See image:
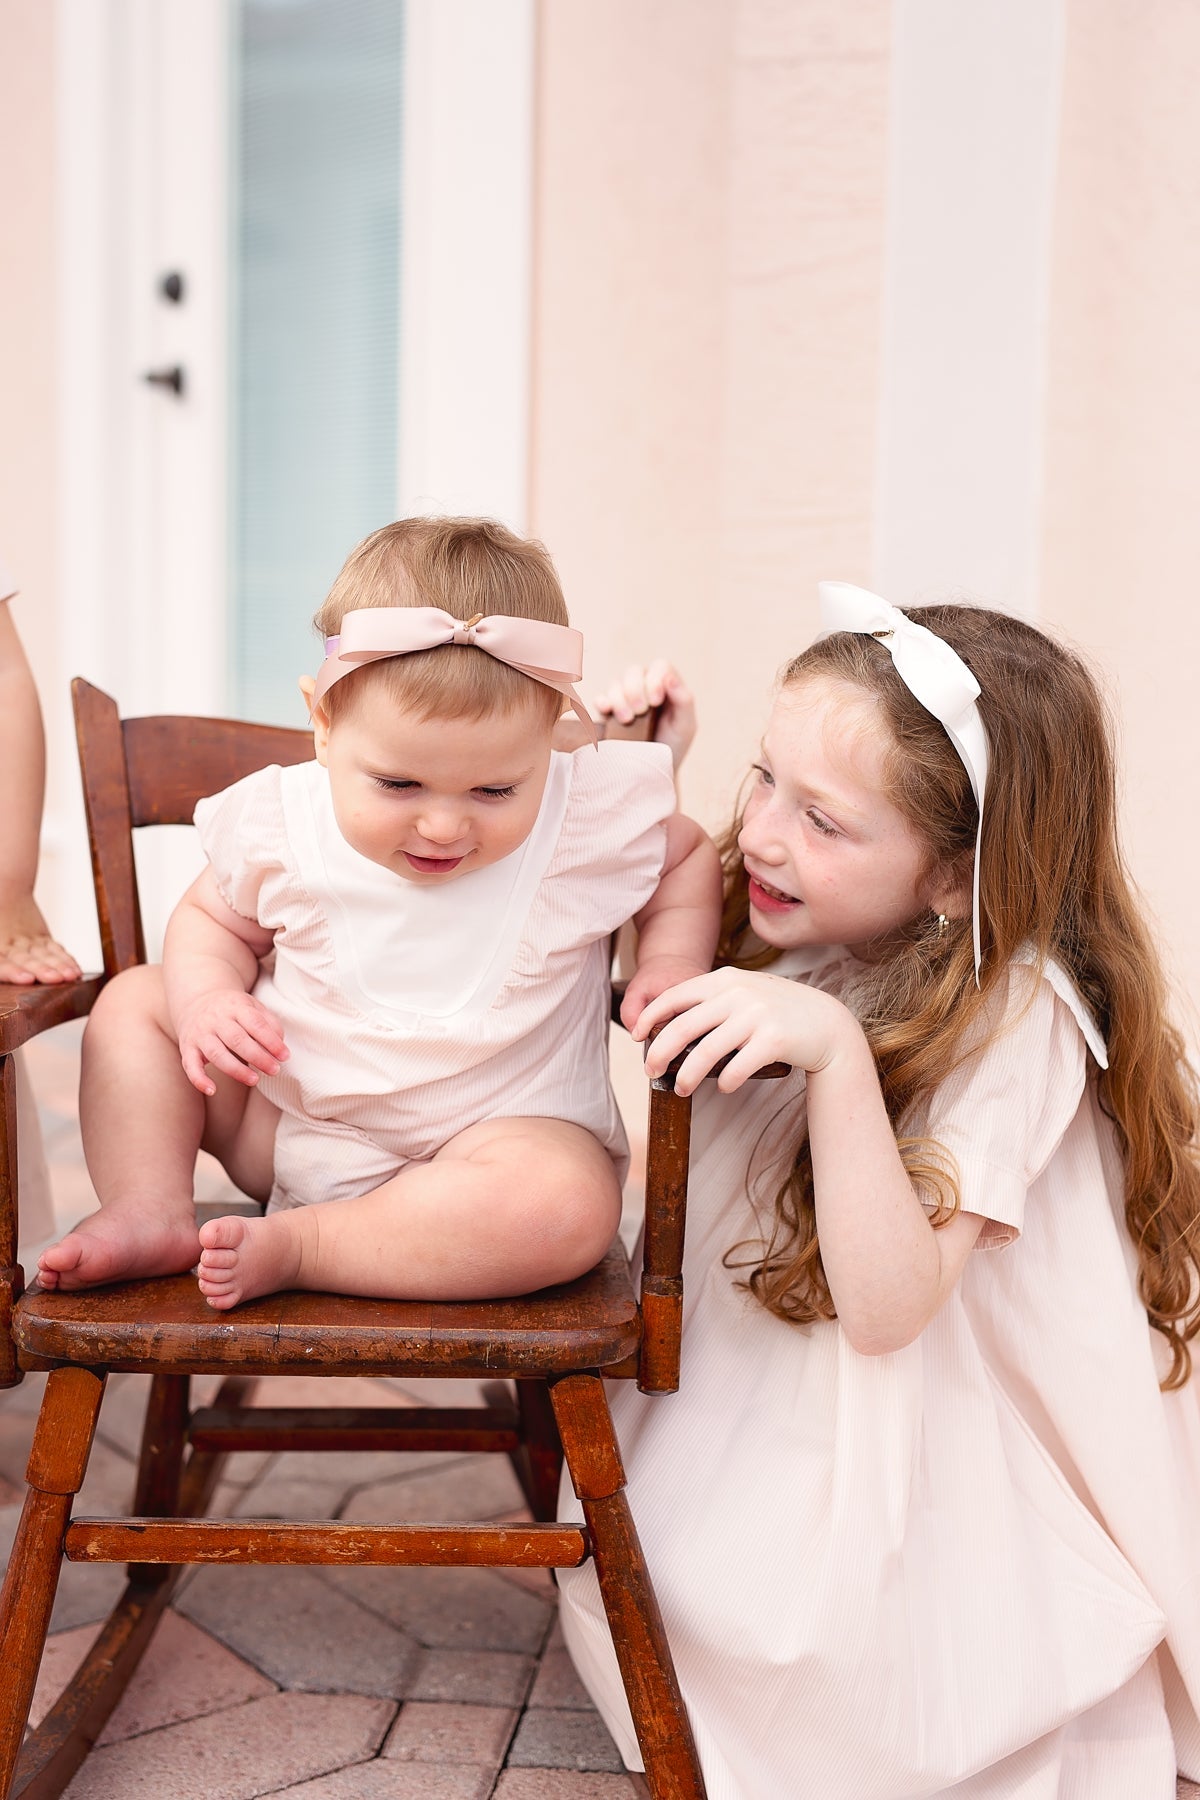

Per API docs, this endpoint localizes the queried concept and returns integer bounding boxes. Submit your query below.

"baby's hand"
[0,898,82,985]
[633,967,856,1097]
[619,955,711,1032]
[595,662,697,770]
[176,991,289,1096]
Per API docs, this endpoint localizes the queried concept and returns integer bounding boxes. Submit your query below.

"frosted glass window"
[231,0,403,725]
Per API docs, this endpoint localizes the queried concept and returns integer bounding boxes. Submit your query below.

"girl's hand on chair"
[634,968,856,1097]
[620,954,712,1032]
[595,662,697,770]
[176,991,289,1096]
[0,896,81,985]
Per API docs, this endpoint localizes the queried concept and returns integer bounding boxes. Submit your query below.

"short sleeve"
[914,963,1088,1249]
[544,740,675,944]
[193,764,292,925]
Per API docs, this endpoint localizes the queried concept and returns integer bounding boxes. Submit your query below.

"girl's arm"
[163,867,287,1097]
[635,968,984,1354]
[618,815,722,1028]
[0,604,81,984]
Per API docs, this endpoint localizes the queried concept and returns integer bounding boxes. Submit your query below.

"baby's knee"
[498,1123,623,1273]
[85,963,170,1045]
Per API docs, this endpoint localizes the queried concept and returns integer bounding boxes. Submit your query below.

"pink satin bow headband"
[311,606,597,742]
[818,581,990,983]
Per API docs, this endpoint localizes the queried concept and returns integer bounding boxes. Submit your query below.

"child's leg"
[196,1116,622,1309]
[38,965,276,1290]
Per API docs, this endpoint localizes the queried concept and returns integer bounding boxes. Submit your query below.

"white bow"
[818,582,989,982]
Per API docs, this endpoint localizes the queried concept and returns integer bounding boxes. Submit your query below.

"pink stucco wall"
[1042,0,1200,1023]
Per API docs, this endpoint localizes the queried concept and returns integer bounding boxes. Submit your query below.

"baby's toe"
[198,1246,238,1273]
[198,1216,248,1254]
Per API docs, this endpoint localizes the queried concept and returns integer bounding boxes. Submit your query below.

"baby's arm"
[0,603,81,984]
[163,867,287,1097]
[619,814,722,1028]
[635,969,984,1352]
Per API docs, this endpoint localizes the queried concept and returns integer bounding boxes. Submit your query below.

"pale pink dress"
[558,946,1200,1798]
[194,742,674,1209]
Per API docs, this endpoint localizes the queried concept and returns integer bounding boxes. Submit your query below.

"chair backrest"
[73,680,315,976]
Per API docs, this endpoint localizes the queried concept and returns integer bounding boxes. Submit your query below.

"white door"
[53,0,534,961]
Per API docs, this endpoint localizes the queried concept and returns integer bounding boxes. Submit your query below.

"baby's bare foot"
[38,1204,200,1291]
[197,1214,304,1311]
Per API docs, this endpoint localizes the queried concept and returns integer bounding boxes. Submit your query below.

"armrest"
[0,973,106,1387]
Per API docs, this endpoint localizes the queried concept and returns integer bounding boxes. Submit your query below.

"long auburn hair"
[724,604,1200,1387]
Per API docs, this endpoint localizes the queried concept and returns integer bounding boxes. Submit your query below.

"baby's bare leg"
[38,965,274,1290]
[196,1117,622,1310]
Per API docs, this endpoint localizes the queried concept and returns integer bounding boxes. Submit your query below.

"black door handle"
[142,365,185,397]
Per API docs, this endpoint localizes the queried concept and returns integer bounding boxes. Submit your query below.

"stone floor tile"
[507,1709,625,1773]
[265,1764,493,1799]
[232,1474,352,1521]
[60,1691,394,1800]
[341,1453,524,1525]
[0,1471,21,1506]
[493,1774,642,1799]
[49,1561,128,1634]
[247,1374,422,1408]
[409,1648,536,1708]
[389,1376,490,1408]
[325,1564,552,1652]
[267,1443,459,1492]
[177,1562,421,1697]
[527,1645,596,1711]
[31,1609,276,1743]
[382,1699,517,1765]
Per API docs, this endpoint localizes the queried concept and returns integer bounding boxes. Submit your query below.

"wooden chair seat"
[13,1245,641,1377]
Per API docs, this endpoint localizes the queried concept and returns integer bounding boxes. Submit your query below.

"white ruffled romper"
[193,740,675,1209]
[558,946,1200,1798]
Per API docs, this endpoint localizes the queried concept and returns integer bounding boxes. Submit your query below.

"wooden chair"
[0,680,709,1800]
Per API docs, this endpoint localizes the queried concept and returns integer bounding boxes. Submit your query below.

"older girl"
[559,586,1200,1798]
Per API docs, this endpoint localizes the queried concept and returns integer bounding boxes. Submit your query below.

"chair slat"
[65,1519,590,1568]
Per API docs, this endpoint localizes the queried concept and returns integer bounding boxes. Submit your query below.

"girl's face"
[738,676,942,957]
[313,681,555,881]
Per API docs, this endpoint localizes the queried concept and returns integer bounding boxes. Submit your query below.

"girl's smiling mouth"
[746,870,800,911]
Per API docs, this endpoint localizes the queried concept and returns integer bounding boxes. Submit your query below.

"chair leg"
[552,1373,706,1800]
[0,1367,105,1800]
[127,1375,190,1585]
[514,1379,563,1522]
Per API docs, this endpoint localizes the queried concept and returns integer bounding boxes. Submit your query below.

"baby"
[39,517,720,1306]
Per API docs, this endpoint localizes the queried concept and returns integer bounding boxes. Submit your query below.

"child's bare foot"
[37,1203,201,1291]
[197,1214,304,1310]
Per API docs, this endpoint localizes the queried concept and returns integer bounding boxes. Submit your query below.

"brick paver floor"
[7,1022,1200,1799]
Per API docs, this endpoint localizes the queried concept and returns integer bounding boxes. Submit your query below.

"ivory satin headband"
[311,606,597,743]
[818,582,990,981]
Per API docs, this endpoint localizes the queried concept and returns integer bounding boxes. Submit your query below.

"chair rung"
[64,1518,590,1568]
[187,1403,521,1455]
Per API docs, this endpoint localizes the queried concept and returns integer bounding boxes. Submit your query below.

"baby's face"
[314,684,556,882]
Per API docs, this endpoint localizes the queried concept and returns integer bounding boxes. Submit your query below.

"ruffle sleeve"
[193,763,294,926]
[914,961,1090,1248]
[541,739,676,945]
